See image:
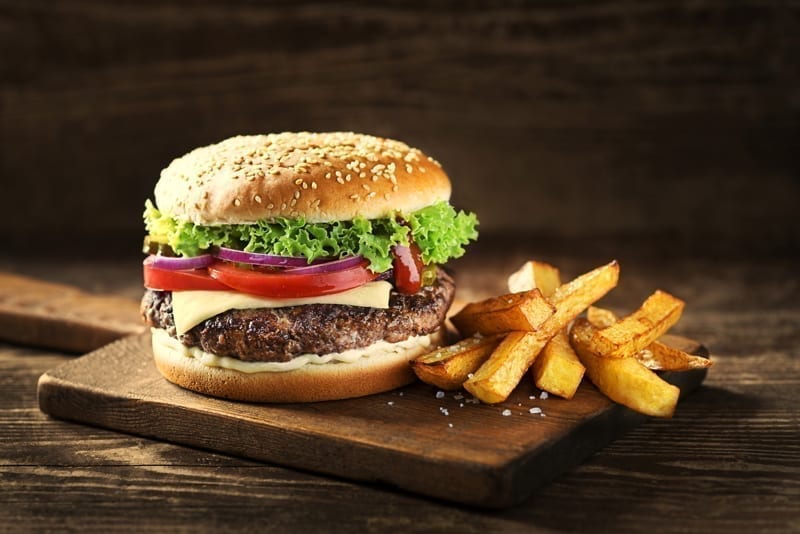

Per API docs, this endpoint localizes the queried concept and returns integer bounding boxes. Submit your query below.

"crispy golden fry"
[587,306,712,371]
[586,306,617,328]
[464,261,620,404]
[507,261,561,297]
[570,318,679,417]
[507,260,585,397]
[531,329,585,399]
[462,331,544,404]
[637,343,713,371]
[450,289,555,337]
[589,290,685,359]
[411,335,504,390]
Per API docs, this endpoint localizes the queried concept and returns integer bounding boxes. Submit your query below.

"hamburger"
[140,132,478,402]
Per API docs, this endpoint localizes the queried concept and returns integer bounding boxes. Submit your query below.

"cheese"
[152,327,433,373]
[171,281,392,335]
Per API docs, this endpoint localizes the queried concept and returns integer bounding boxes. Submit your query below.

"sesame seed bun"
[154,132,452,225]
[151,327,445,402]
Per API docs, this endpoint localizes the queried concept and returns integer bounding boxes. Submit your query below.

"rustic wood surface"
[36,331,706,508]
[1,249,798,531]
[0,272,145,353]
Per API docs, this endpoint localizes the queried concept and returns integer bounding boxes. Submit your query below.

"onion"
[147,254,214,270]
[215,247,316,267]
[285,255,365,275]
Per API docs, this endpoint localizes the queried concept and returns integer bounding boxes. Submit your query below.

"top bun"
[154,132,452,224]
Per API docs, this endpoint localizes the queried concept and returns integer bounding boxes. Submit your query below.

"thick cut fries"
[507,261,561,296]
[450,289,554,337]
[570,318,679,417]
[531,328,585,399]
[464,261,620,404]
[462,331,543,404]
[411,335,503,390]
[587,306,711,371]
[509,262,586,398]
[589,290,684,359]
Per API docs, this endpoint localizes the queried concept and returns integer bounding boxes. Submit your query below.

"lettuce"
[144,200,478,273]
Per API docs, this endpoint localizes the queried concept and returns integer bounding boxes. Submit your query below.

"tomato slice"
[207,259,379,298]
[392,243,423,294]
[143,257,230,291]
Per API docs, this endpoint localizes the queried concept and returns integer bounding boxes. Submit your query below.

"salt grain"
[387,401,395,406]
[501,409,512,417]
[529,407,542,414]
[435,390,445,399]
[540,391,549,400]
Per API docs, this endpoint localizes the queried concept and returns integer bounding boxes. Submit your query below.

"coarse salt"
[435,390,445,399]
[502,409,512,417]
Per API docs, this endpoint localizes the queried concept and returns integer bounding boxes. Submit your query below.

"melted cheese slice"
[171,281,392,335]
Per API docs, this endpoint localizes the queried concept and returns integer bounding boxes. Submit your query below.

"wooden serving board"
[38,333,707,508]
[0,272,145,353]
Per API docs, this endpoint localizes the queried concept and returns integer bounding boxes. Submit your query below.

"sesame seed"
[294,178,303,185]
[383,193,390,200]
[405,164,413,173]
[233,198,241,206]
[325,172,332,179]
[392,185,399,192]
[345,174,352,181]
[290,198,297,206]
[349,194,359,200]
[254,195,262,203]
[336,177,345,184]
[267,203,274,209]
[302,182,308,189]
[311,181,317,189]
[367,192,376,198]
[294,191,300,199]
[420,167,426,173]
[361,184,370,191]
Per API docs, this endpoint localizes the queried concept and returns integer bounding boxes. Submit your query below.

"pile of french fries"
[412,260,712,417]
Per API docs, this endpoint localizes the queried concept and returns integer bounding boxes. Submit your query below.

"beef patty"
[141,268,455,362]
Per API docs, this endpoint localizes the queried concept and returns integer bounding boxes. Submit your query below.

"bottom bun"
[151,328,445,403]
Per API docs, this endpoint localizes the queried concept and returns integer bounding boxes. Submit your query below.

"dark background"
[2,1,798,258]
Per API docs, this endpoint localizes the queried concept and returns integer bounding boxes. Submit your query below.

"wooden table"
[2,246,798,532]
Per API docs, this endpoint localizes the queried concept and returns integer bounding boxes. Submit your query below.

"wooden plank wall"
[1,1,798,256]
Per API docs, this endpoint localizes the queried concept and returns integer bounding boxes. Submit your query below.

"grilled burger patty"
[141,268,455,362]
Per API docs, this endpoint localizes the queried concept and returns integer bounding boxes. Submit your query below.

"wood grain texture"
[0,272,145,353]
[36,332,706,508]
[2,253,799,530]
[2,1,798,256]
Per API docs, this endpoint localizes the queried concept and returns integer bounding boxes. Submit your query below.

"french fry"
[589,290,685,359]
[513,262,586,398]
[532,329,585,399]
[450,289,555,337]
[587,306,712,371]
[570,318,679,417]
[507,260,561,297]
[586,305,617,328]
[637,343,713,371]
[462,331,543,404]
[411,335,503,390]
[464,261,620,404]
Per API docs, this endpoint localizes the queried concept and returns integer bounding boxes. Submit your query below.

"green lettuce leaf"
[144,200,478,273]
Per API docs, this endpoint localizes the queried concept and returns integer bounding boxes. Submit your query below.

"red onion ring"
[285,255,365,275]
[215,247,317,267]
[147,254,214,270]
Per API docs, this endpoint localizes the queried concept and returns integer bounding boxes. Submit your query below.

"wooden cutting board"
[38,332,707,508]
[0,272,145,353]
